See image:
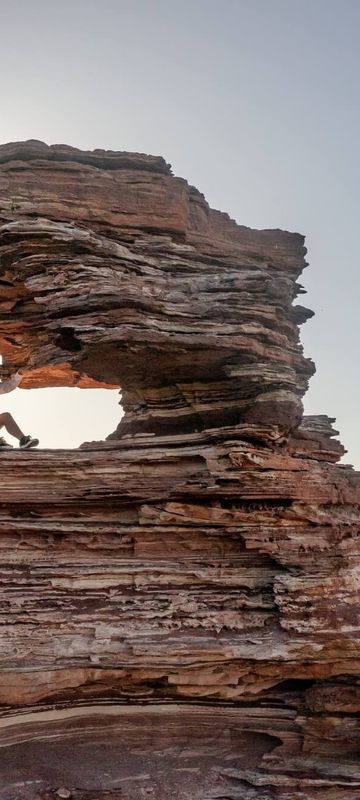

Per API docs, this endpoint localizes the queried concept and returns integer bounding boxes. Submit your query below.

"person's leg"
[0,412,25,441]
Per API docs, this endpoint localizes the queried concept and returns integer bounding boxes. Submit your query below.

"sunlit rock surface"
[0,141,359,799]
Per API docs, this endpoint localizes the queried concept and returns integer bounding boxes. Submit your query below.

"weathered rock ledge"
[0,141,359,799]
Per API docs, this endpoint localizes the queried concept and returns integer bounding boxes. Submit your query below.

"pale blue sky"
[1,0,359,460]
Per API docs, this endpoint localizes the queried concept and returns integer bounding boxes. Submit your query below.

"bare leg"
[0,412,25,441]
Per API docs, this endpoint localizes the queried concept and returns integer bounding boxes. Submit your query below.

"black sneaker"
[19,435,39,449]
[0,437,13,450]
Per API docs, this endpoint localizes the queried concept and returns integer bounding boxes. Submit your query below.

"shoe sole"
[19,439,39,449]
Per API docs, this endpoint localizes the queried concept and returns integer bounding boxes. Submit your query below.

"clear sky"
[0,0,359,460]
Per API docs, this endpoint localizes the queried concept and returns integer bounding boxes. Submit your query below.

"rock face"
[0,141,359,799]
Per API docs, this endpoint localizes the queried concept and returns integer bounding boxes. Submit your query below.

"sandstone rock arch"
[0,139,314,438]
[0,141,358,800]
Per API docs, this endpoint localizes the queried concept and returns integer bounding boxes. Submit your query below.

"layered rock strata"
[0,141,358,799]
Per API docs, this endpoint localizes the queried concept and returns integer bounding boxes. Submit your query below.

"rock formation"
[0,140,358,799]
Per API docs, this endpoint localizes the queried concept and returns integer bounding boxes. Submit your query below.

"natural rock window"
[6,384,122,448]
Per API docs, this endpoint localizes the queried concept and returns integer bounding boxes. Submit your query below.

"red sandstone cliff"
[0,141,358,799]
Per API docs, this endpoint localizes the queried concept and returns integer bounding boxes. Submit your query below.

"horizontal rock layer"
[0,141,358,799]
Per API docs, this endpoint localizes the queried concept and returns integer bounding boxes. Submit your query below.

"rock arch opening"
[5,383,123,450]
[0,357,122,450]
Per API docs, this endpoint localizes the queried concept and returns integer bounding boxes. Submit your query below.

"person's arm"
[0,372,22,395]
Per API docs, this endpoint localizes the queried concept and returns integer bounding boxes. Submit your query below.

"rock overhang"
[0,139,313,437]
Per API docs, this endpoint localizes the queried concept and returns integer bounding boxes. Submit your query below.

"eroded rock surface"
[0,141,359,799]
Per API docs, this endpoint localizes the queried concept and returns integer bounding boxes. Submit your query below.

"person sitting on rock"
[0,371,39,449]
